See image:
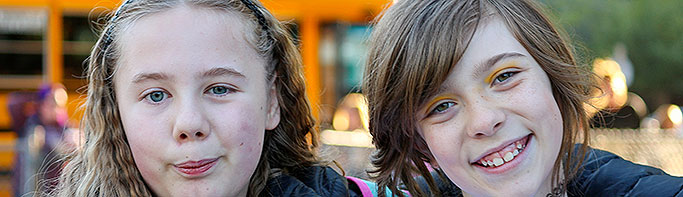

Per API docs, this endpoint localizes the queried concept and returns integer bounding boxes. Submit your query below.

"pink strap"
[346,176,373,197]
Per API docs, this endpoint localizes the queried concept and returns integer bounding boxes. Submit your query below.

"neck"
[535,164,566,197]
[461,166,567,196]
[535,180,566,197]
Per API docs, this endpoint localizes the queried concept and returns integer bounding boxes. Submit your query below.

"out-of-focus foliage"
[542,0,683,109]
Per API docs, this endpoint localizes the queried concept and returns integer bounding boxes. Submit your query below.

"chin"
[465,186,536,197]
[155,180,247,197]
[462,175,546,197]
[168,187,240,197]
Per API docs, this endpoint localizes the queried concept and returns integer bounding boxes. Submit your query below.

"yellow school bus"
[0,0,391,195]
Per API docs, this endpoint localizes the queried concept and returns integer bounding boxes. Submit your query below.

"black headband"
[240,0,271,36]
[101,0,271,51]
[102,0,133,50]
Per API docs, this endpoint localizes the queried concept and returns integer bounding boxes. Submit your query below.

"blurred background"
[0,0,680,196]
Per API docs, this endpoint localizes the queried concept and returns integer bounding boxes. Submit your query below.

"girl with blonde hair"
[363,0,683,196]
[52,0,376,196]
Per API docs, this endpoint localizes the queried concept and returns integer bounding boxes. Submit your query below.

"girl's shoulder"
[569,145,683,196]
[265,165,398,197]
[346,176,399,197]
[265,166,348,196]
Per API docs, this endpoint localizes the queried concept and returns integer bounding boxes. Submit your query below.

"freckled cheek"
[133,155,161,183]
[225,120,263,176]
[126,131,166,184]
[524,89,564,149]
[432,149,460,168]
[123,116,169,149]
[513,84,559,121]
[237,122,265,154]
[119,110,170,178]
[422,125,462,166]
[540,92,563,126]
[214,107,266,154]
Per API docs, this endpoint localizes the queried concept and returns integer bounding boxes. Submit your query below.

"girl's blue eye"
[207,85,235,96]
[147,91,167,103]
[210,86,228,95]
[432,102,455,114]
[494,71,517,84]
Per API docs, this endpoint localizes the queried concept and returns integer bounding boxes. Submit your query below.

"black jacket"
[568,146,683,196]
[265,166,365,197]
[417,145,683,196]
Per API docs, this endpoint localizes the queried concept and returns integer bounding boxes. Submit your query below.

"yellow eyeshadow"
[424,95,456,113]
[484,63,518,83]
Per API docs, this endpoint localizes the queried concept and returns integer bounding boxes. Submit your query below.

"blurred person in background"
[8,91,36,197]
[10,83,74,197]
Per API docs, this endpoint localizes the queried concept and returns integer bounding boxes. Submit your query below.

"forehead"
[114,5,265,80]
[455,17,531,71]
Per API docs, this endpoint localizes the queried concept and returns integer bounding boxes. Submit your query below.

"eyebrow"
[131,72,172,84]
[131,67,246,84]
[472,52,526,80]
[201,67,246,79]
[433,52,526,95]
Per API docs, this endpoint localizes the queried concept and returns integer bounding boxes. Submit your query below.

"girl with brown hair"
[363,0,682,196]
[51,0,375,196]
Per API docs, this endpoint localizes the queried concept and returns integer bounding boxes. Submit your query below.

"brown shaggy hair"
[363,0,596,196]
[53,0,319,196]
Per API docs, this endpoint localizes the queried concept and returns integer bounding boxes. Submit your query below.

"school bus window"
[63,15,96,90]
[0,8,46,76]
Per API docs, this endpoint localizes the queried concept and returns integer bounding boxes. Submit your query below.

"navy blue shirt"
[416,145,683,196]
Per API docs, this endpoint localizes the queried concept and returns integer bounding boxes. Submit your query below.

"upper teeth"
[503,152,514,162]
[492,158,504,166]
[479,140,525,168]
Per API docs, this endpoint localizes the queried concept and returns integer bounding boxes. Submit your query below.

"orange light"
[54,86,68,107]
[592,58,629,110]
[331,93,369,131]
[333,109,350,131]
[668,105,682,126]
[610,72,628,107]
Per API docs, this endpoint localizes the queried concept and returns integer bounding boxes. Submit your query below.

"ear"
[265,83,281,130]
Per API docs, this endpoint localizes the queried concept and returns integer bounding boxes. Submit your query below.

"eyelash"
[428,101,456,116]
[140,84,238,104]
[492,70,520,85]
[204,84,238,97]
[423,70,520,118]
[142,89,171,104]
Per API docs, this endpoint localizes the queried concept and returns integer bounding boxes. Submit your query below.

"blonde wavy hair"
[54,0,319,196]
[363,0,597,196]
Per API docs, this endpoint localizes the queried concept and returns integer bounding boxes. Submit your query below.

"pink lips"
[472,134,532,174]
[173,158,219,177]
[471,134,531,164]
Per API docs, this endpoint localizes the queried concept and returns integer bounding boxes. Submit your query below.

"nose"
[176,129,208,141]
[465,100,505,138]
[173,97,210,142]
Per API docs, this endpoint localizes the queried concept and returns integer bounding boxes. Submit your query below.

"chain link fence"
[323,128,683,179]
[589,128,683,176]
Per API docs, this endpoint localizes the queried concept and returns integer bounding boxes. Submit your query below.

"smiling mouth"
[473,134,531,168]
